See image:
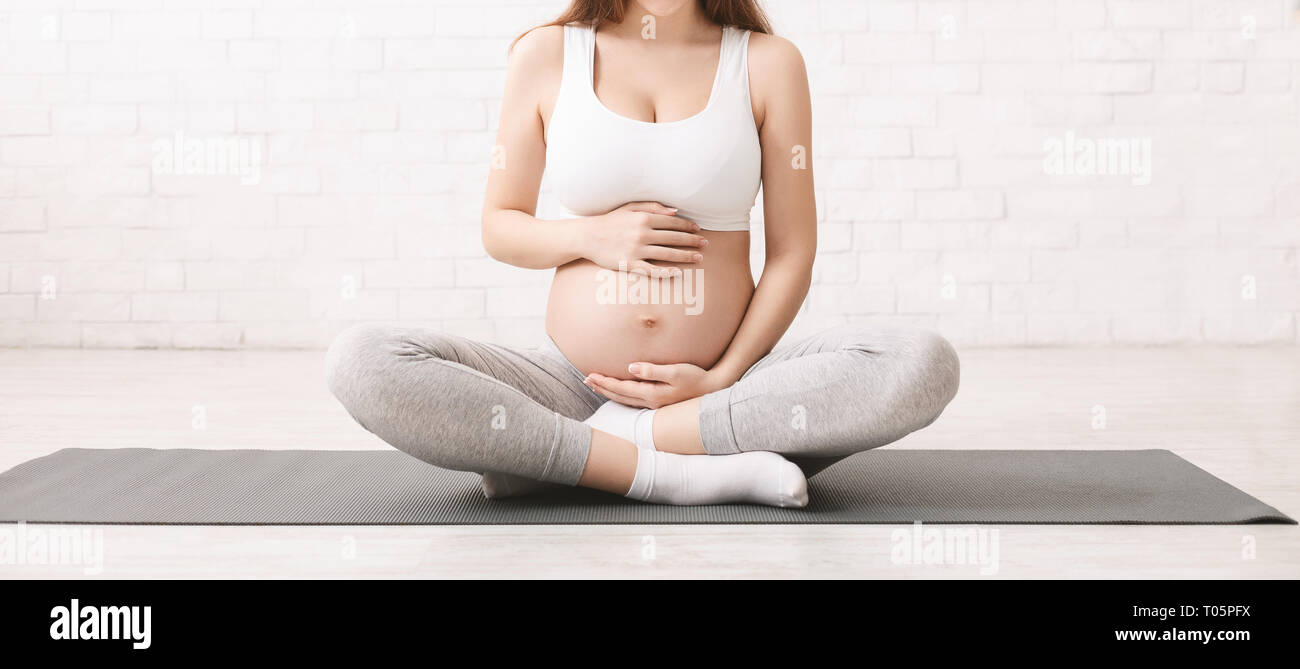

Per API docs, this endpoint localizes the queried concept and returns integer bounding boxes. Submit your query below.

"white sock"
[624,449,808,508]
[584,401,657,450]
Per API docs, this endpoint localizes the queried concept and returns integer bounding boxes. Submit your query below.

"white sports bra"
[545,23,761,232]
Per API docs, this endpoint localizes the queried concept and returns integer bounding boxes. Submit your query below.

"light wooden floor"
[0,346,1296,579]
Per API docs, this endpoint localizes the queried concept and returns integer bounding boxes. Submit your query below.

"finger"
[625,202,678,216]
[585,376,654,408]
[643,246,703,263]
[643,214,700,232]
[646,230,707,248]
[630,261,681,279]
[627,362,676,383]
[589,384,648,409]
[587,373,662,399]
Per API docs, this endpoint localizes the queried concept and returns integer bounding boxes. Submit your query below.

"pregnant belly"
[546,231,755,379]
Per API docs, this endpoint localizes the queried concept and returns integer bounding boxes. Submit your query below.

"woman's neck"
[605,0,717,44]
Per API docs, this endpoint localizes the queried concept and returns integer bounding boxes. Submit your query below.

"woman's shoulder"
[510,24,566,73]
[744,32,809,123]
[513,24,565,57]
[503,25,567,115]
[745,31,806,75]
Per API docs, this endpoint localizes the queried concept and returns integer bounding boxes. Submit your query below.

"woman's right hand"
[580,202,708,278]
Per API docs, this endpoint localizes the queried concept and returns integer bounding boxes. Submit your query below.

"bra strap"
[717,26,752,90]
[562,24,595,91]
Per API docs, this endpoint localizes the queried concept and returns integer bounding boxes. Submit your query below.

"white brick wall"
[1,0,1297,349]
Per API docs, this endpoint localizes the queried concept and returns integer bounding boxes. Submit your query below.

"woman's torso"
[542,23,761,378]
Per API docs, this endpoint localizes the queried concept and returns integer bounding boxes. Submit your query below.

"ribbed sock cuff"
[625,448,656,500]
[633,409,657,450]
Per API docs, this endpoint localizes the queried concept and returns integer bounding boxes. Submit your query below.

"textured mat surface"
[0,448,1292,525]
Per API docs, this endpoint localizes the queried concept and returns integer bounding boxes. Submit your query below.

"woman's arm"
[708,33,817,387]
[481,27,585,269]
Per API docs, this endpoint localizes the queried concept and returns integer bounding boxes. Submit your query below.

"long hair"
[514,0,773,48]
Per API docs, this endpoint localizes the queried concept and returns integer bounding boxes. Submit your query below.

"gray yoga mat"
[0,448,1292,525]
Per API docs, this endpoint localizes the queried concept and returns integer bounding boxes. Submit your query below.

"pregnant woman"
[325,0,960,507]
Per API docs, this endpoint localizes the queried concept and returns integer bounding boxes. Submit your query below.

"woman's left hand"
[584,362,730,409]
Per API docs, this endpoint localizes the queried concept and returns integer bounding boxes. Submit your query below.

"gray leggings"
[324,324,960,486]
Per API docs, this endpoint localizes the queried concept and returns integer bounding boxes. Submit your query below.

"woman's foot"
[626,450,808,508]
[485,451,810,508]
